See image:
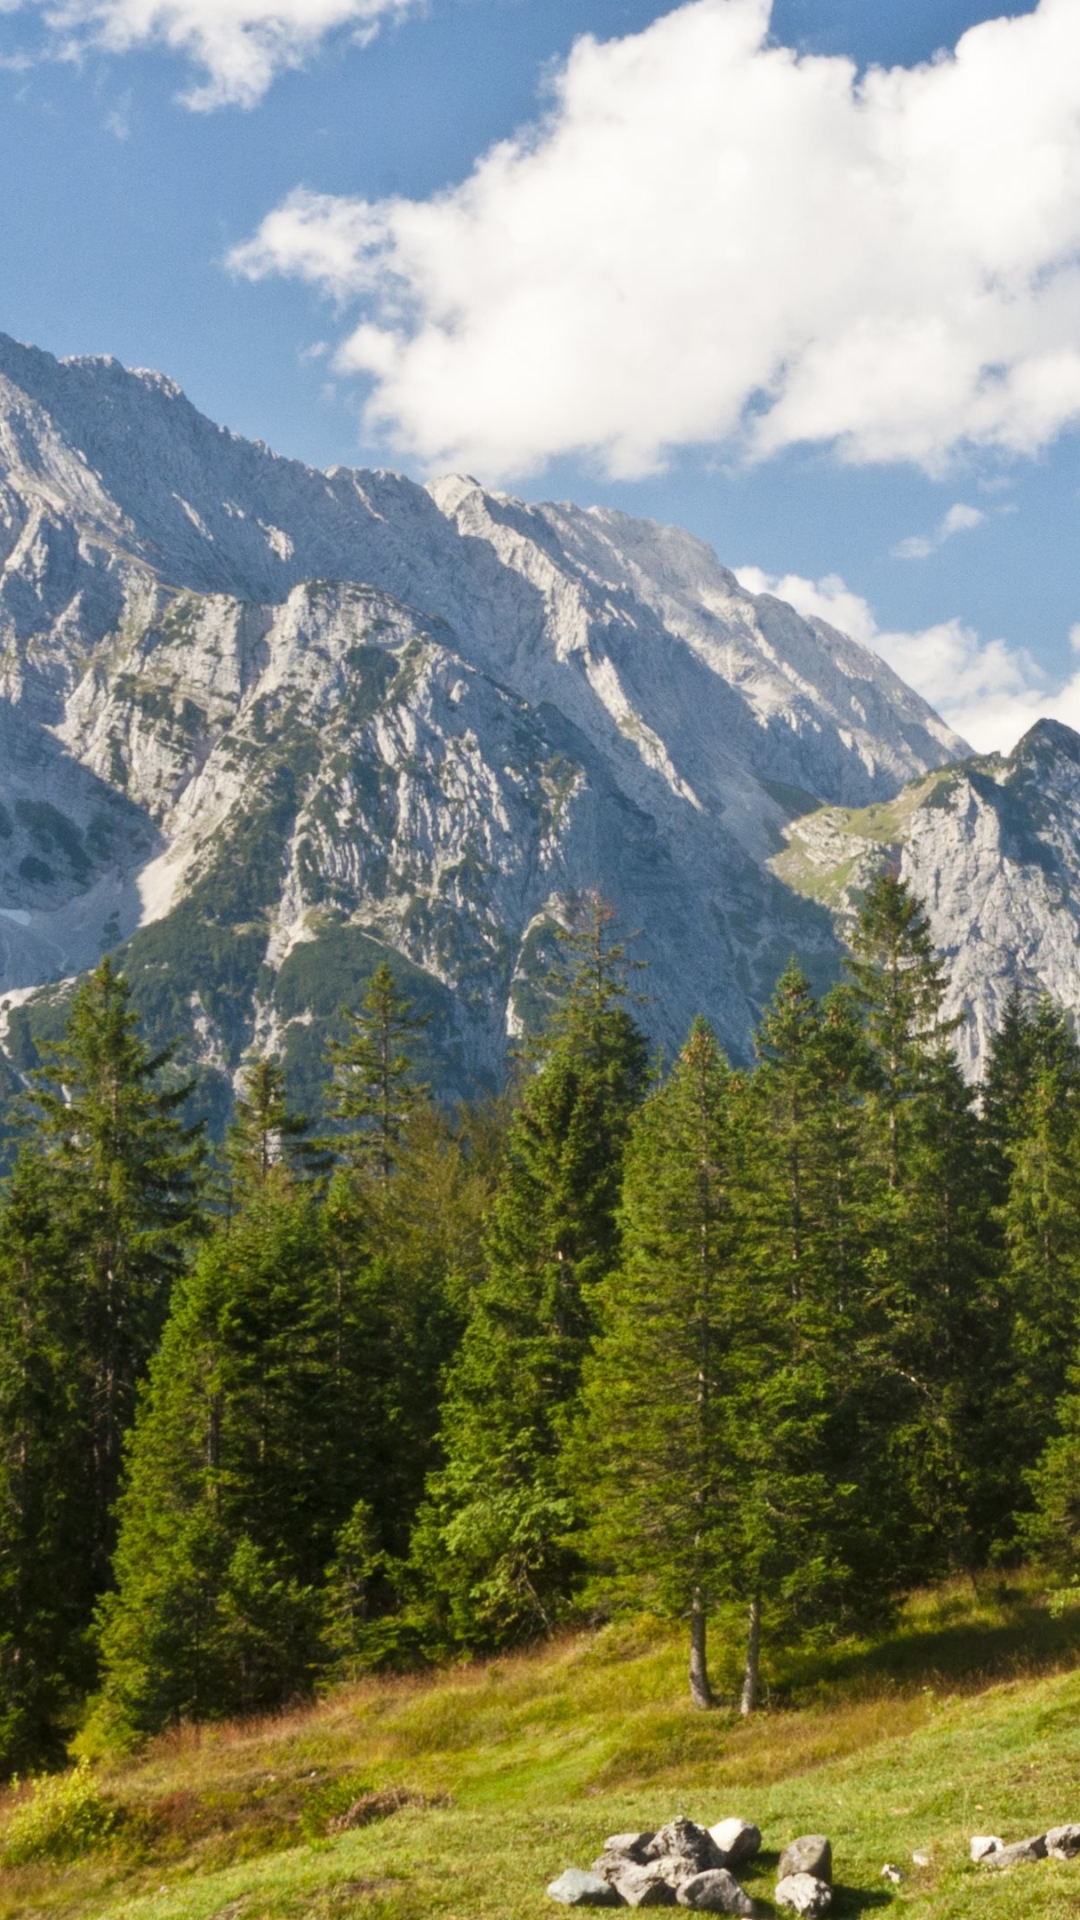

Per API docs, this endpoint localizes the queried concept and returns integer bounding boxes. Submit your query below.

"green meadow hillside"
[6,1576,1080,1920]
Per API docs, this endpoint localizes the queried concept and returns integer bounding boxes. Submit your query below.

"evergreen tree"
[0,962,204,1770]
[409,895,648,1651]
[846,875,993,1574]
[981,990,1080,1207]
[326,962,429,1179]
[25,959,205,1581]
[994,1059,1080,1529]
[226,1054,319,1203]
[91,1189,337,1738]
[0,1159,91,1770]
[579,1018,847,1711]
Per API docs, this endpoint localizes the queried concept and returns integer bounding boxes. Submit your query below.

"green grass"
[7,1576,1080,1920]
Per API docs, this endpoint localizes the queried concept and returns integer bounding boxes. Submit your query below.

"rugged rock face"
[773,718,1080,1078]
[0,330,971,1112]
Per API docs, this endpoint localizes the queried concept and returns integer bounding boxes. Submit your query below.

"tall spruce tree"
[226,1055,319,1202]
[0,962,204,1770]
[326,961,429,1179]
[578,1015,848,1711]
[409,895,648,1651]
[0,1159,91,1770]
[993,1058,1080,1531]
[846,874,993,1574]
[981,991,1080,1202]
[91,1187,339,1739]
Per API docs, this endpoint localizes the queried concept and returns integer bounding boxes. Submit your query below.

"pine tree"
[92,1189,341,1738]
[995,1061,1080,1523]
[0,962,204,1769]
[409,895,648,1651]
[0,1159,92,1771]
[845,874,993,1575]
[578,1018,846,1711]
[326,962,429,1180]
[982,990,1080,1207]
[226,1054,320,1202]
[25,959,205,1582]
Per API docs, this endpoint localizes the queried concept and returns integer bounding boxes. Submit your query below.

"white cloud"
[734,564,1080,758]
[231,0,1080,478]
[892,500,986,560]
[7,0,418,108]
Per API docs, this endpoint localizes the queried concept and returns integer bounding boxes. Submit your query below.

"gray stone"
[977,1835,1048,1870]
[611,1864,679,1908]
[969,1837,1003,1863]
[605,1835,657,1863]
[707,1822,761,1869]
[1046,1824,1080,1859]
[548,1870,625,1907]
[910,1851,930,1868]
[777,1837,832,1885]
[645,1820,722,1878]
[675,1869,755,1914]
[880,1865,902,1885]
[775,1875,832,1917]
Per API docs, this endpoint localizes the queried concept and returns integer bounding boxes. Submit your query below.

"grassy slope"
[6,1578,1080,1920]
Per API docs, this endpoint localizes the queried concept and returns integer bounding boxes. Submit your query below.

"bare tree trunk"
[689,1585,713,1709]
[739,1593,761,1717]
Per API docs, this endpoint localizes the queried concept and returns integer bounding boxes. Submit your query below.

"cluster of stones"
[547,1818,834,1914]
[971,1824,1080,1870]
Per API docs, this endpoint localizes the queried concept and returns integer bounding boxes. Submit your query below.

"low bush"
[1,1758,119,1866]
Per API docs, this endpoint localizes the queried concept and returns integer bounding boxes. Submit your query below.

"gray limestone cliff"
[0,330,977,1113]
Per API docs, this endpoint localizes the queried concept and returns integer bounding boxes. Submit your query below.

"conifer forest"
[3,877,1080,1781]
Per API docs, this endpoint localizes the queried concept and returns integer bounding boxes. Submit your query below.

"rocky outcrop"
[0,331,971,1116]
[773,719,1080,1078]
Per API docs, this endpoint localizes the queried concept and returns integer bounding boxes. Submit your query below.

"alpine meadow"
[11,0,1080,1915]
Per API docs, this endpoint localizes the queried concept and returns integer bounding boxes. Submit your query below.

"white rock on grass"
[1046,1824,1080,1859]
[707,1822,761,1869]
[969,1837,1003,1863]
[775,1873,831,1917]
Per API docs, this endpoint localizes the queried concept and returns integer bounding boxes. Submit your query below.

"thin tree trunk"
[689,1584,713,1709]
[739,1592,761,1716]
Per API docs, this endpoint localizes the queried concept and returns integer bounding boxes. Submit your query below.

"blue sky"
[4,0,1079,751]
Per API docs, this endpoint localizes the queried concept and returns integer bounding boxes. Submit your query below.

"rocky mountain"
[773,718,1080,1078]
[0,329,971,1116]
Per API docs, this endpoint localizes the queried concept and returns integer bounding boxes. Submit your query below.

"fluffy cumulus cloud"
[734,565,1080,758]
[231,0,1080,477]
[9,0,416,108]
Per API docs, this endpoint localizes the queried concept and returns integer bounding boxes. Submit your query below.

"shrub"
[1,1759,119,1865]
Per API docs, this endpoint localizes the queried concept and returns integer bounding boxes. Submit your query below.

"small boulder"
[778,1837,832,1885]
[969,1837,1003,1863]
[548,1869,625,1907]
[611,1863,679,1908]
[775,1874,831,1917]
[707,1821,761,1869]
[675,1869,755,1914]
[645,1820,722,1879]
[880,1865,902,1885]
[606,1835,657,1863]
[594,1839,657,1885]
[1046,1824,1080,1859]
[910,1851,930,1868]
[978,1835,1048,1870]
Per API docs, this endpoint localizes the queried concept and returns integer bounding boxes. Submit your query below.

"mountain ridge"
[0,329,987,1111]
